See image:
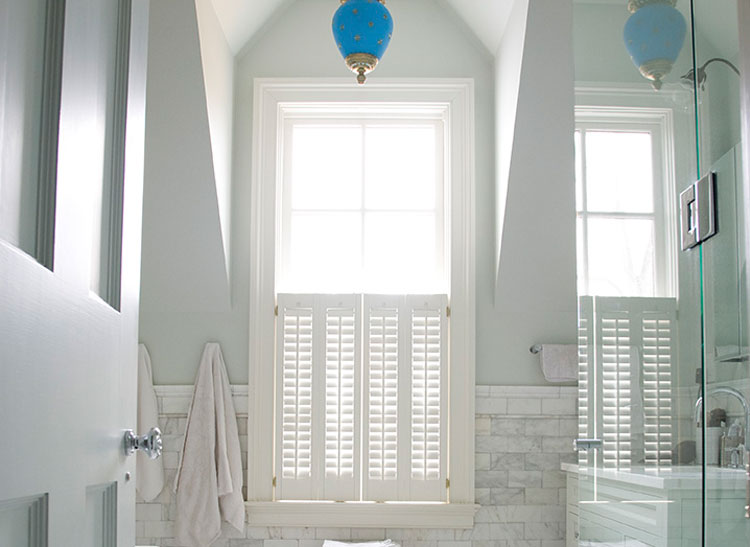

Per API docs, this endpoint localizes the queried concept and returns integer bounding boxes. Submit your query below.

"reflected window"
[575,113,675,297]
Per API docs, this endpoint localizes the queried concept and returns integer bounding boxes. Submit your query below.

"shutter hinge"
[446,306,451,317]
[446,478,450,489]
[272,476,276,487]
[274,305,278,317]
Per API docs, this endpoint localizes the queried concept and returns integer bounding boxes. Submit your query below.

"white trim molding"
[245,501,478,529]
[248,78,476,526]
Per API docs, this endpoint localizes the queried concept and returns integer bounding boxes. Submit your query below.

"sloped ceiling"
[210,0,513,56]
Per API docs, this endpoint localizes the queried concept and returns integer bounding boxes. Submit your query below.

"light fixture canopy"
[623,0,686,90]
[332,0,393,84]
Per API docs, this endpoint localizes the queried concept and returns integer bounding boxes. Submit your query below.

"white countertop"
[561,461,746,490]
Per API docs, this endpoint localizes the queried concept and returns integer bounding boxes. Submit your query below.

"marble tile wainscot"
[136,385,578,547]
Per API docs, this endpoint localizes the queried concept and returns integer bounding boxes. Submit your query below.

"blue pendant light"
[332,0,393,84]
[623,0,686,90]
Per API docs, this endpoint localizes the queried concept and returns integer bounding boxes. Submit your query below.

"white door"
[0,0,149,545]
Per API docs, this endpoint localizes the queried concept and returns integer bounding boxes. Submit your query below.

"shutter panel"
[276,294,314,499]
[578,296,595,468]
[598,306,632,469]
[407,295,448,501]
[276,294,360,501]
[363,295,402,501]
[363,294,448,502]
[588,297,676,471]
[640,304,675,467]
[321,295,360,500]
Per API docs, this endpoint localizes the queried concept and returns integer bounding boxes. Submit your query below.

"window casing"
[248,79,475,528]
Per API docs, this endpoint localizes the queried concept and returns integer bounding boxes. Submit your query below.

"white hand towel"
[539,344,578,383]
[174,343,244,547]
[136,344,165,501]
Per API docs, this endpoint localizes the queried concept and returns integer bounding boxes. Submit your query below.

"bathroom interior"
[1,0,750,546]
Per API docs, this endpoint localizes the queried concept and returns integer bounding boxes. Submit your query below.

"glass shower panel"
[693,0,750,543]
[573,0,703,544]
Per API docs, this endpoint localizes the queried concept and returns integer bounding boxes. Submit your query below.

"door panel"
[0,0,149,545]
[694,0,750,544]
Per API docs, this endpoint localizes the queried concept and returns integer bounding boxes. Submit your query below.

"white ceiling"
[209,0,515,56]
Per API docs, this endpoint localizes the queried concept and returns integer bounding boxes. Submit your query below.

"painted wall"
[139,0,581,386]
[139,0,234,381]
[491,0,578,385]
[195,0,235,275]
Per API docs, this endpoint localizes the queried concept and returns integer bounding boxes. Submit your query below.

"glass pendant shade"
[332,0,393,84]
[623,1,686,90]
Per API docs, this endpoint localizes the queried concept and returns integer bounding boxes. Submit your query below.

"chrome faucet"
[695,386,750,467]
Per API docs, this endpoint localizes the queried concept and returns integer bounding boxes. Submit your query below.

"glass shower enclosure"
[571,0,750,544]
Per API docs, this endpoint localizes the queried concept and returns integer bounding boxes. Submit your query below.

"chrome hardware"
[681,172,717,251]
[574,438,603,451]
[123,427,162,459]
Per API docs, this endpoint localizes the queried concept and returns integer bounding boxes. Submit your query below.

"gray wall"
[139,0,580,386]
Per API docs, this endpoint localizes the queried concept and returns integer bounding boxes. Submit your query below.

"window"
[575,103,678,471]
[575,107,677,298]
[248,79,475,528]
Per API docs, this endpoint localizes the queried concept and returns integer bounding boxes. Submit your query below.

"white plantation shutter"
[598,306,633,469]
[578,296,595,468]
[322,298,360,500]
[362,295,448,502]
[640,304,675,467]
[580,296,676,470]
[277,294,448,502]
[275,294,360,501]
[277,295,314,499]
[363,296,402,501]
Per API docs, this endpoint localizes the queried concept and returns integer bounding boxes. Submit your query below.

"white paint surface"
[195,0,234,275]
[0,0,149,545]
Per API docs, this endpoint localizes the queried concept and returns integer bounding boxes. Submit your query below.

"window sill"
[245,501,478,529]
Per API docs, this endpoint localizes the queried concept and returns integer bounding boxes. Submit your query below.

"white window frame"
[575,105,678,298]
[247,78,476,528]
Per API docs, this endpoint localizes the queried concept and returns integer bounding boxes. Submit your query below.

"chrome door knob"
[124,427,162,459]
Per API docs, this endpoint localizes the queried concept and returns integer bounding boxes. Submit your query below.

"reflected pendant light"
[623,0,686,90]
[332,0,393,84]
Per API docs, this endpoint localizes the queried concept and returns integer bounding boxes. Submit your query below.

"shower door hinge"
[680,172,717,251]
